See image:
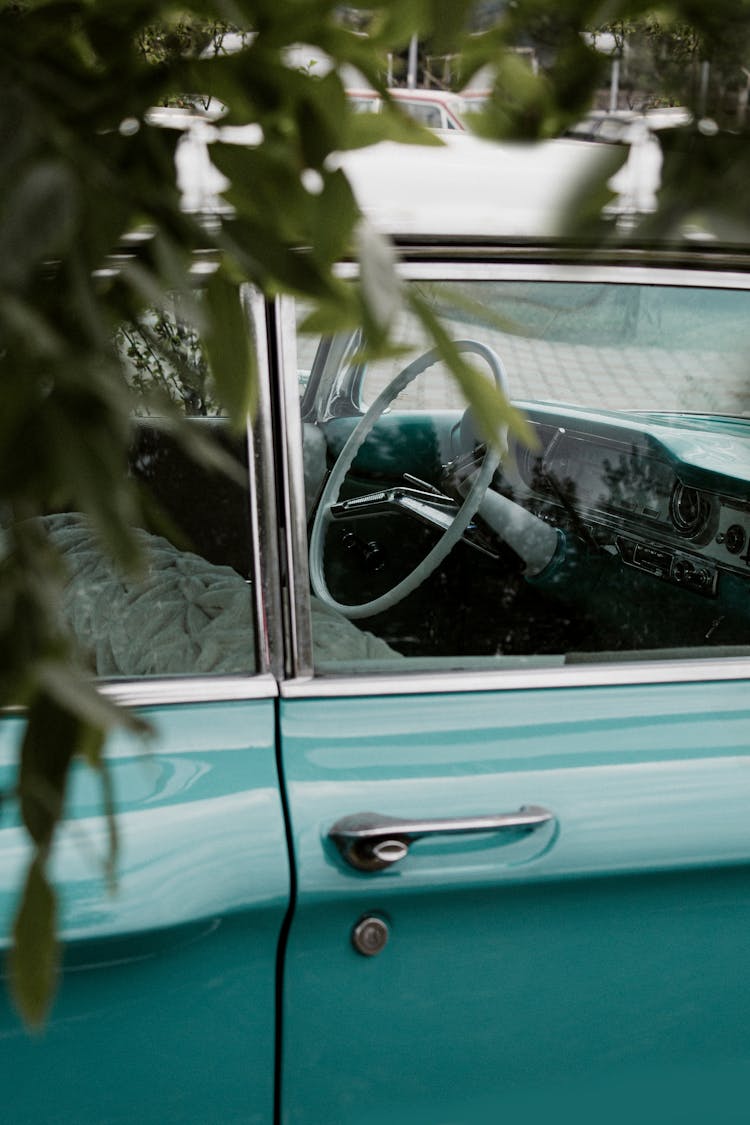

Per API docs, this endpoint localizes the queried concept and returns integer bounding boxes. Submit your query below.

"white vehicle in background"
[565,105,692,143]
[347,86,468,130]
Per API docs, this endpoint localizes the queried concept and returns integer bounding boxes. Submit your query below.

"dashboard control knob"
[673,560,692,583]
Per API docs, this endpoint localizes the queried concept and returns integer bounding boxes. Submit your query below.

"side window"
[39,301,258,680]
[294,274,750,673]
[399,101,444,129]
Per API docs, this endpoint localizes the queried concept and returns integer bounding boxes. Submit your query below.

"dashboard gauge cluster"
[507,407,750,602]
[669,481,715,542]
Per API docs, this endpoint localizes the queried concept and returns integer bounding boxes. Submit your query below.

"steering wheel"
[309,339,510,620]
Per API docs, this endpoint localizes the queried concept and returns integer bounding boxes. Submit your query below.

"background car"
[2,138,750,1125]
[564,105,692,142]
[347,85,468,129]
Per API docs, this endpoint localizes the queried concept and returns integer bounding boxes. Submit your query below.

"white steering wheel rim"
[309,340,509,620]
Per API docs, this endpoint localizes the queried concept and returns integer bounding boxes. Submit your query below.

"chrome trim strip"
[3,675,279,715]
[100,674,279,708]
[335,261,750,289]
[275,295,315,678]
[340,244,750,271]
[280,657,750,699]
[244,285,285,679]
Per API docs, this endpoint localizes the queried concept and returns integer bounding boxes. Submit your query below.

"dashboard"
[506,404,750,602]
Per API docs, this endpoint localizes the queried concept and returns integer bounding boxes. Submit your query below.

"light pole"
[407,34,418,88]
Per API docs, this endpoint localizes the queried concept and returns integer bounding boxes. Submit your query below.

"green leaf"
[19,693,78,852]
[373,0,429,48]
[409,292,538,452]
[426,0,475,52]
[310,169,360,266]
[143,415,249,487]
[35,660,148,737]
[296,71,348,169]
[298,293,361,335]
[341,105,444,149]
[356,219,402,341]
[10,856,58,1030]
[221,218,343,299]
[96,738,119,893]
[203,271,257,428]
[0,295,64,359]
[0,161,78,289]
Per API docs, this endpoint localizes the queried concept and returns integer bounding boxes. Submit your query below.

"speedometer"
[670,481,710,539]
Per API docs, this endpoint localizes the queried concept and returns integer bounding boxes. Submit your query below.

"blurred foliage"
[2,0,750,1028]
[465,0,750,135]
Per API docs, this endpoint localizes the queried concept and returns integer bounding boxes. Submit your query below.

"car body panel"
[336,135,624,239]
[346,87,467,130]
[279,681,750,1123]
[0,697,289,1125]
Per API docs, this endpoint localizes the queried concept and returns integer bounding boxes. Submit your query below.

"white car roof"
[336,133,622,239]
[158,115,670,243]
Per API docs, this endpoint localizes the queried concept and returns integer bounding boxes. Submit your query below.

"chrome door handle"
[329,806,554,872]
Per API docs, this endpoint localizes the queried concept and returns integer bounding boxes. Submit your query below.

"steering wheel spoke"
[332,484,459,530]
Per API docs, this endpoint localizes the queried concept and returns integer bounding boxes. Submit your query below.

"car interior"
[297,275,750,671]
[28,272,750,678]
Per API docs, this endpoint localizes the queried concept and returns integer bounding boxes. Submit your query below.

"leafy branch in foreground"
[2,0,749,1026]
[0,0,497,1027]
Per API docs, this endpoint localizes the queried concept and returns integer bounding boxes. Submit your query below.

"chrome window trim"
[391,244,750,272]
[281,657,750,699]
[335,260,750,289]
[275,294,315,678]
[244,285,285,679]
[2,676,279,717]
[102,674,278,708]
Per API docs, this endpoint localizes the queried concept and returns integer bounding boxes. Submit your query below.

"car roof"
[336,133,621,239]
[153,114,750,258]
[170,122,619,240]
[389,88,464,105]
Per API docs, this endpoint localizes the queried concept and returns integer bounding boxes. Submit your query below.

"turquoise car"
[4,140,750,1124]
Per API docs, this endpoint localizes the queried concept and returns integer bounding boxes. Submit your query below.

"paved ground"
[356,316,750,418]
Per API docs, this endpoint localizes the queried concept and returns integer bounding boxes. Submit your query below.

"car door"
[273,268,750,1125]
[0,296,289,1125]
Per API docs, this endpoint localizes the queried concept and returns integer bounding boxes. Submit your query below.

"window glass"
[297,276,750,673]
[116,300,221,416]
[347,95,382,114]
[39,300,258,680]
[398,101,444,129]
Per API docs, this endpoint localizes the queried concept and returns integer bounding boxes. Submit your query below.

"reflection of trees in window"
[415,281,750,354]
[523,449,593,547]
[117,310,219,416]
[600,446,667,516]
